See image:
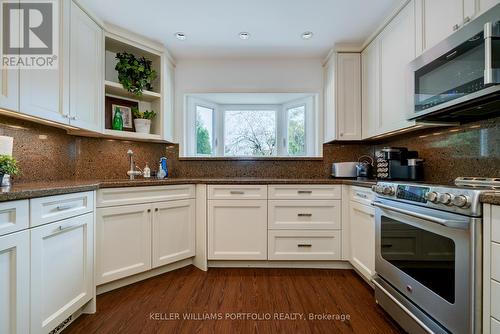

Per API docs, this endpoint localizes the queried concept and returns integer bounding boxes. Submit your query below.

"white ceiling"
[79,0,401,60]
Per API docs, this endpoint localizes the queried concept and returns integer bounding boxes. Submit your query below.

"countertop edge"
[0,178,376,202]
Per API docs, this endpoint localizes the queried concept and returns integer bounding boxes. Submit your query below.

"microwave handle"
[484,21,500,85]
[372,201,469,230]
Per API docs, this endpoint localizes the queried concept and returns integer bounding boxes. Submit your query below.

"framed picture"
[105,96,138,131]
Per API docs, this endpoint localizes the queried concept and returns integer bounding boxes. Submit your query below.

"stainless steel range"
[370,179,498,334]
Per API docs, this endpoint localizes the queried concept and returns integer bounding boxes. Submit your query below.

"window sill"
[178,156,324,161]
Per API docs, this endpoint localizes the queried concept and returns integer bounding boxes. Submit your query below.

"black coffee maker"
[375,147,424,181]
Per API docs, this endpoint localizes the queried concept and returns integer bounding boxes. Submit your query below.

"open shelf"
[103,129,163,142]
[105,80,161,102]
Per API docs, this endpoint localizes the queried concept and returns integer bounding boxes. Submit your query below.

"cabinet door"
[349,201,375,281]
[421,0,464,51]
[378,1,416,134]
[30,213,93,334]
[477,0,500,14]
[361,39,379,139]
[69,1,103,132]
[96,204,151,284]
[0,0,19,112]
[19,1,66,124]
[0,230,29,334]
[152,199,195,268]
[323,57,336,142]
[208,200,267,260]
[336,53,361,140]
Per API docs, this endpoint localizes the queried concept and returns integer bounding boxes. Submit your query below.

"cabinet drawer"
[97,185,195,207]
[350,186,374,205]
[268,200,341,230]
[208,185,267,200]
[492,242,500,282]
[268,230,341,260]
[268,185,341,200]
[492,279,500,321]
[492,206,500,243]
[0,200,29,236]
[30,192,94,227]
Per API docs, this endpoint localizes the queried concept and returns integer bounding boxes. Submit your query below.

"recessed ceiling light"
[301,31,314,40]
[175,32,186,41]
[239,32,251,40]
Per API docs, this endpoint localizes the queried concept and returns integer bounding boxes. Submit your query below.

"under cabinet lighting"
[301,31,314,40]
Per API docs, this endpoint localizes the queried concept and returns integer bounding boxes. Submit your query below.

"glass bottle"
[112,107,123,131]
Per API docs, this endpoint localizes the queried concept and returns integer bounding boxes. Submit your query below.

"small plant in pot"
[0,155,20,186]
[132,107,156,134]
[115,52,157,96]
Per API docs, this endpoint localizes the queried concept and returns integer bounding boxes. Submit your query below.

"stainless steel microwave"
[407,3,500,122]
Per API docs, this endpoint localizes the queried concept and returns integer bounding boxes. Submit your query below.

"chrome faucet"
[126,150,142,180]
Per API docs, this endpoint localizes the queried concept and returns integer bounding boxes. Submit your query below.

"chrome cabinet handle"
[297,190,312,194]
[356,192,368,199]
[57,224,78,232]
[56,203,75,211]
[297,244,312,248]
[463,16,470,24]
[372,201,469,229]
[230,191,245,195]
[297,213,312,217]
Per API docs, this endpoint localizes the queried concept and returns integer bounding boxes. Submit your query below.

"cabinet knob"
[463,16,470,24]
[147,209,151,213]
[453,24,460,31]
[155,208,159,212]
[339,133,344,137]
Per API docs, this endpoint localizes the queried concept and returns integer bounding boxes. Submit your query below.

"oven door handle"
[372,201,469,229]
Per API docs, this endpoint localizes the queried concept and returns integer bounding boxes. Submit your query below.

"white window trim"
[184,95,319,158]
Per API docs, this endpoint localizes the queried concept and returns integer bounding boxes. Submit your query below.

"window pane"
[224,110,277,156]
[196,106,213,155]
[287,105,305,156]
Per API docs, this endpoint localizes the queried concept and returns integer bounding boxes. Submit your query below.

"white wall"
[174,58,324,144]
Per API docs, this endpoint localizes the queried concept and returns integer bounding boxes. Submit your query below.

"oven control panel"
[396,185,430,203]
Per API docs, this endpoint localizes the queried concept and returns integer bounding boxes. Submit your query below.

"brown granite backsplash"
[1,114,499,184]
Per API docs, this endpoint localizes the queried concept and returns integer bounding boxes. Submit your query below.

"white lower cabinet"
[0,230,29,334]
[268,230,341,260]
[96,203,152,285]
[349,200,375,281]
[152,199,196,268]
[96,186,196,285]
[208,199,267,260]
[30,213,94,334]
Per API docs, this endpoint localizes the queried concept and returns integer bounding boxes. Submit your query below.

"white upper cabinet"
[0,0,19,112]
[419,0,464,51]
[323,53,362,142]
[361,0,416,138]
[378,1,416,134]
[361,40,380,139]
[477,0,500,14]
[69,1,103,132]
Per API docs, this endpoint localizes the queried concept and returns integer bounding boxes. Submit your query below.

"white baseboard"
[97,258,194,295]
[208,260,353,269]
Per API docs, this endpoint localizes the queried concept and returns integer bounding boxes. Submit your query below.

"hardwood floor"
[64,266,403,334]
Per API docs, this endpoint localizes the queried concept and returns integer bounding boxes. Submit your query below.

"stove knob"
[375,185,384,194]
[438,193,453,205]
[425,191,439,203]
[452,195,470,208]
[383,186,395,196]
[371,185,377,193]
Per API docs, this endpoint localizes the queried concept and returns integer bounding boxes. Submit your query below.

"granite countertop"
[480,192,500,206]
[0,177,377,202]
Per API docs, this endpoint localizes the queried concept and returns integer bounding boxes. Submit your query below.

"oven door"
[373,199,480,334]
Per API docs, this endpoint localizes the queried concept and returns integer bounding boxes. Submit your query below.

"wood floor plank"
[64,266,403,334]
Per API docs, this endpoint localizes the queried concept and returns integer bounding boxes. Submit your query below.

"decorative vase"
[134,119,151,134]
[1,174,10,187]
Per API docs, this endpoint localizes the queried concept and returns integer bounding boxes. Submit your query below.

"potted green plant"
[115,52,157,96]
[132,107,157,134]
[0,155,20,186]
